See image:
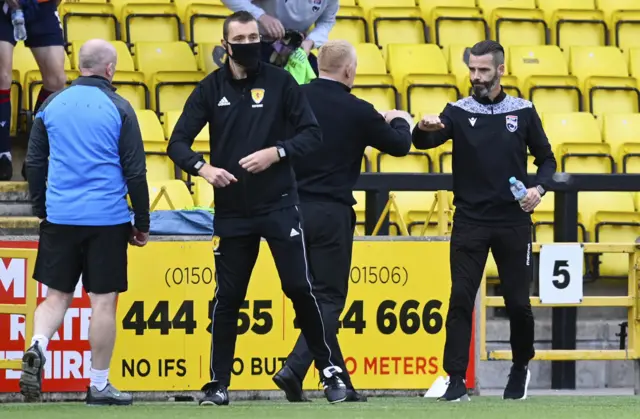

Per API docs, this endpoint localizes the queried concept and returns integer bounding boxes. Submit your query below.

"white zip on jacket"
[221,0,339,48]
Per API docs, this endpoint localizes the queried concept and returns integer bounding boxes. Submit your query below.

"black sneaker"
[86,382,133,405]
[503,364,531,400]
[0,155,12,181]
[19,342,45,402]
[437,375,469,402]
[199,382,229,406]
[322,373,347,404]
[272,365,310,402]
[346,388,367,402]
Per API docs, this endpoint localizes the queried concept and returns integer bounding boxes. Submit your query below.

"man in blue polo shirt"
[20,38,150,406]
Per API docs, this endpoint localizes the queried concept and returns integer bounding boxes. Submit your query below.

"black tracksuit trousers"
[207,206,343,387]
[283,201,355,388]
[444,220,536,378]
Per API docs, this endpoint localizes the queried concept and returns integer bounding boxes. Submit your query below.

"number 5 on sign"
[539,243,584,304]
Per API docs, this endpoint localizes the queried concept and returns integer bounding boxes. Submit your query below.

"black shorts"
[0,1,64,48]
[33,220,132,294]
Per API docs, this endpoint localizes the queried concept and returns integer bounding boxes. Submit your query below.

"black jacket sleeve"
[412,104,454,150]
[167,83,209,176]
[119,105,151,233]
[526,105,557,190]
[276,74,323,159]
[25,114,49,219]
[363,106,411,156]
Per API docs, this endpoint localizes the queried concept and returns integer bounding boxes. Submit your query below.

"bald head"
[78,39,118,80]
[318,40,358,87]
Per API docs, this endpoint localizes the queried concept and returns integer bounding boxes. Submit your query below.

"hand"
[520,187,542,212]
[239,147,280,174]
[301,39,314,55]
[418,115,445,131]
[130,227,149,247]
[198,164,238,188]
[384,109,411,124]
[258,14,285,39]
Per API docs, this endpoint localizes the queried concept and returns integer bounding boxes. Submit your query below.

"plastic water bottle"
[509,176,527,208]
[12,10,27,42]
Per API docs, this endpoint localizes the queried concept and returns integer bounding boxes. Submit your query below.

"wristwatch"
[536,185,546,196]
[276,146,286,160]
[194,160,206,171]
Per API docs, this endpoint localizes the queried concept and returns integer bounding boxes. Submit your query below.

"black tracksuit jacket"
[167,60,322,218]
[412,89,557,226]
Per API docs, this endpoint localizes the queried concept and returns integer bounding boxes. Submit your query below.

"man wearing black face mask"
[412,40,557,403]
[168,10,349,407]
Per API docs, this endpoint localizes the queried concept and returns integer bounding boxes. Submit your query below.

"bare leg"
[88,292,117,390]
[0,40,14,180]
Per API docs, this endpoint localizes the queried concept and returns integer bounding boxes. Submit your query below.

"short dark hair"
[469,40,505,67]
[223,11,256,40]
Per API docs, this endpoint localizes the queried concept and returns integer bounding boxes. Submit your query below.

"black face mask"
[226,42,261,70]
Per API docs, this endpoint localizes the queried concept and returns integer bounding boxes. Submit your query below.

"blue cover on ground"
[147,210,214,236]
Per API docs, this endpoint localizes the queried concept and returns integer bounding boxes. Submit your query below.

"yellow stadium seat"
[10,70,21,136]
[174,1,231,45]
[569,46,639,116]
[428,6,488,49]
[58,1,118,45]
[476,0,547,47]
[358,0,416,14]
[447,44,472,87]
[148,180,195,211]
[70,40,133,70]
[332,6,369,44]
[377,152,432,173]
[530,192,588,244]
[537,0,607,54]
[367,6,428,56]
[542,112,614,173]
[164,110,209,155]
[352,75,398,112]
[578,191,639,277]
[192,177,214,208]
[389,191,447,236]
[353,190,366,227]
[405,74,459,116]
[387,44,458,113]
[340,0,358,6]
[195,43,223,74]
[431,141,453,174]
[601,113,640,173]
[509,45,581,114]
[596,0,640,52]
[418,0,476,15]
[354,43,387,75]
[133,42,204,117]
[135,109,174,181]
[111,0,181,45]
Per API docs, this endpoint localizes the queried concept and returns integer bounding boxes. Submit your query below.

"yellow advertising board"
[109,239,458,392]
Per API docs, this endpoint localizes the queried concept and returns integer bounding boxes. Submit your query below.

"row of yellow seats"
[332,0,640,57]
[58,0,231,46]
[148,179,212,211]
[366,112,640,175]
[352,43,640,117]
[10,41,220,124]
[349,189,639,277]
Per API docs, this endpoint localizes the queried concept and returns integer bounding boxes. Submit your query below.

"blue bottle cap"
[509,177,516,184]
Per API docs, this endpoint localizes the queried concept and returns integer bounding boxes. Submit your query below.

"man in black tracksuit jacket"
[413,41,557,402]
[167,11,348,406]
[271,40,412,403]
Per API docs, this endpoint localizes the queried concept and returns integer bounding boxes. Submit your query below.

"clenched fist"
[417,115,445,131]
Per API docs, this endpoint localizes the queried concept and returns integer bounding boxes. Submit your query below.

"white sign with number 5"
[539,243,584,304]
